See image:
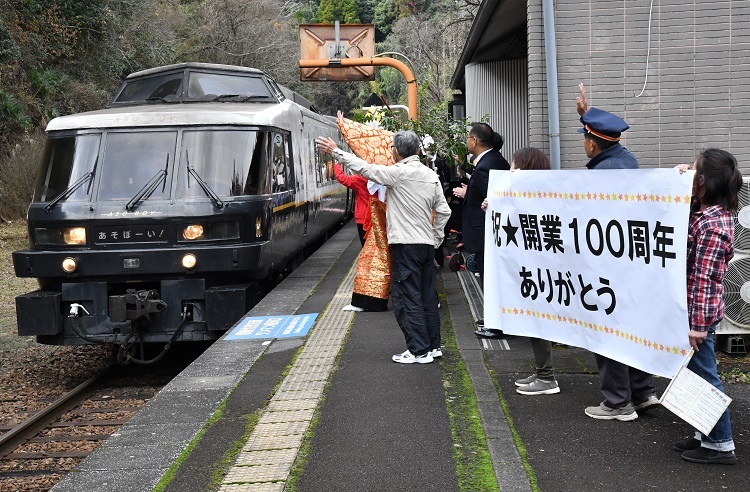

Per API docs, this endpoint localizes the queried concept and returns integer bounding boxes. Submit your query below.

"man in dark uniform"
[576,84,658,421]
[452,122,510,338]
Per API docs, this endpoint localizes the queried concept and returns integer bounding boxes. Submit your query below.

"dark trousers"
[356,223,366,246]
[390,243,441,355]
[475,251,485,289]
[595,354,655,408]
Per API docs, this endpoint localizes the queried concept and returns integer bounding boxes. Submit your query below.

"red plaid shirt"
[686,200,734,331]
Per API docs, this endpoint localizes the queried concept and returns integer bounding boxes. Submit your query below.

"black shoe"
[673,437,701,452]
[681,447,737,465]
[476,318,485,328]
[475,328,504,339]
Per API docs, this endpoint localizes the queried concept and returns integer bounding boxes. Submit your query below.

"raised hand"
[576,83,589,116]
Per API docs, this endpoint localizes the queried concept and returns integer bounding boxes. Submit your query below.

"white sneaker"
[342,304,364,312]
[392,350,434,364]
[429,348,443,358]
[633,394,660,411]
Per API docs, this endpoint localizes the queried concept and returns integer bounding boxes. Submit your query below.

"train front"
[9,75,306,363]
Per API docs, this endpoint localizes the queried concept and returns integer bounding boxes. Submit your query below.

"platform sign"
[225,313,318,340]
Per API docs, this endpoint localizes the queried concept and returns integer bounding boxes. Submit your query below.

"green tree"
[357,0,374,23]
[373,0,397,39]
[294,0,320,23]
[316,0,361,23]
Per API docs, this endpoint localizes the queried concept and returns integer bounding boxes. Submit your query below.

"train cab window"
[97,131,176,201]
[34,134,101,202]
[271,133,294,193]
[245,132,270,195]
[112,72,183,103]
[177,130,269,198]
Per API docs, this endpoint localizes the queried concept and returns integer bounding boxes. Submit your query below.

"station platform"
[53,221,750,492]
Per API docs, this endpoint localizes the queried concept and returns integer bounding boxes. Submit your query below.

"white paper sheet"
[660,364,732,436]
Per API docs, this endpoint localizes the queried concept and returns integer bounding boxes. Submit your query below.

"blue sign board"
[224,313,319,340]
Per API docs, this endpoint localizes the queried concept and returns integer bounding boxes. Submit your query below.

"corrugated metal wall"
[465,59,529,161]
[528,0,750,171]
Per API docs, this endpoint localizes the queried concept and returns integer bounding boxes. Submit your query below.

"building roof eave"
[450,0,528,91]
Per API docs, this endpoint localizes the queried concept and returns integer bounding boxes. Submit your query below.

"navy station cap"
[577,107,629,142]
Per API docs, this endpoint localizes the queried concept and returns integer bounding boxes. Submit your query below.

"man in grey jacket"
[315,130,451,364]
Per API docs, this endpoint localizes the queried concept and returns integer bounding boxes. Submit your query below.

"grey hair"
[393,130,421,158]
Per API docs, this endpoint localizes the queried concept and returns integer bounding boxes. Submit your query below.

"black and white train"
[13,63,350,359]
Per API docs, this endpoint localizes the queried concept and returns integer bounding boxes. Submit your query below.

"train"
[12,62,351,362]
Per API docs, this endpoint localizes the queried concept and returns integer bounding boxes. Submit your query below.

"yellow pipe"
[299,57,418,120]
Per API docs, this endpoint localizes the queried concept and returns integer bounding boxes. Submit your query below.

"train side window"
[271,133,294,193]
[315,135,335,186]
[284,134,296,192]
[315,146,323,185]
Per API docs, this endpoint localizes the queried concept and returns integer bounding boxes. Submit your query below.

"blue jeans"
[687,326,735,451]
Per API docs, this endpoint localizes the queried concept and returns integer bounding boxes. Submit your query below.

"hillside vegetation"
[0,0,476,219]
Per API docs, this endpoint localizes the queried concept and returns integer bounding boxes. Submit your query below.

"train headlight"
[35,226,87,246]
[182,224,204,241]
[61,257,77,273]
[63,227,86,245]
[177,221,239,242]
[182,253,197,270]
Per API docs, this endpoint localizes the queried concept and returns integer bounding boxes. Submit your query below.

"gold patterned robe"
[337,116,393,308]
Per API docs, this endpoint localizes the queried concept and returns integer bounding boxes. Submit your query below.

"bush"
[0,131,43,220]
[0,20,19,63]
[0,89,32,134]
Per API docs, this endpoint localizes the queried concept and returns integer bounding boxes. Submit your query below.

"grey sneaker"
[516,378,560,395]
[514,374,538,387]
[429,348,443,358]
[633,394,660,411]
[585,402,638,421]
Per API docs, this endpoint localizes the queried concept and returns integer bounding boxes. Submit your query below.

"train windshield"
[34,134,101,202]
[176,130,270,198]
[97,131,177,201]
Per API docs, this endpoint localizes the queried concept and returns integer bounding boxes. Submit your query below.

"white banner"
[484,169,693,378]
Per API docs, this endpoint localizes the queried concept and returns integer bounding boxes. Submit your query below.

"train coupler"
[109,289,168,322]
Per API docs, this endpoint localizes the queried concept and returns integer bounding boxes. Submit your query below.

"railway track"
[0,362,177,491]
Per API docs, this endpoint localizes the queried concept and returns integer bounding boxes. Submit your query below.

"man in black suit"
[453,122,510,337]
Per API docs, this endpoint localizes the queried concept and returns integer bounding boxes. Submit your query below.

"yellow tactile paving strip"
[218,266,356,491]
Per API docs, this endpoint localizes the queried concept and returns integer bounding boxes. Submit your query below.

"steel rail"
[0,363,118,458]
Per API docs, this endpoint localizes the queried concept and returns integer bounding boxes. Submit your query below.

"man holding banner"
[575,86,659,421]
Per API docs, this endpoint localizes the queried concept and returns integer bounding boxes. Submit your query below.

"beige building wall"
[529,0,750,171]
